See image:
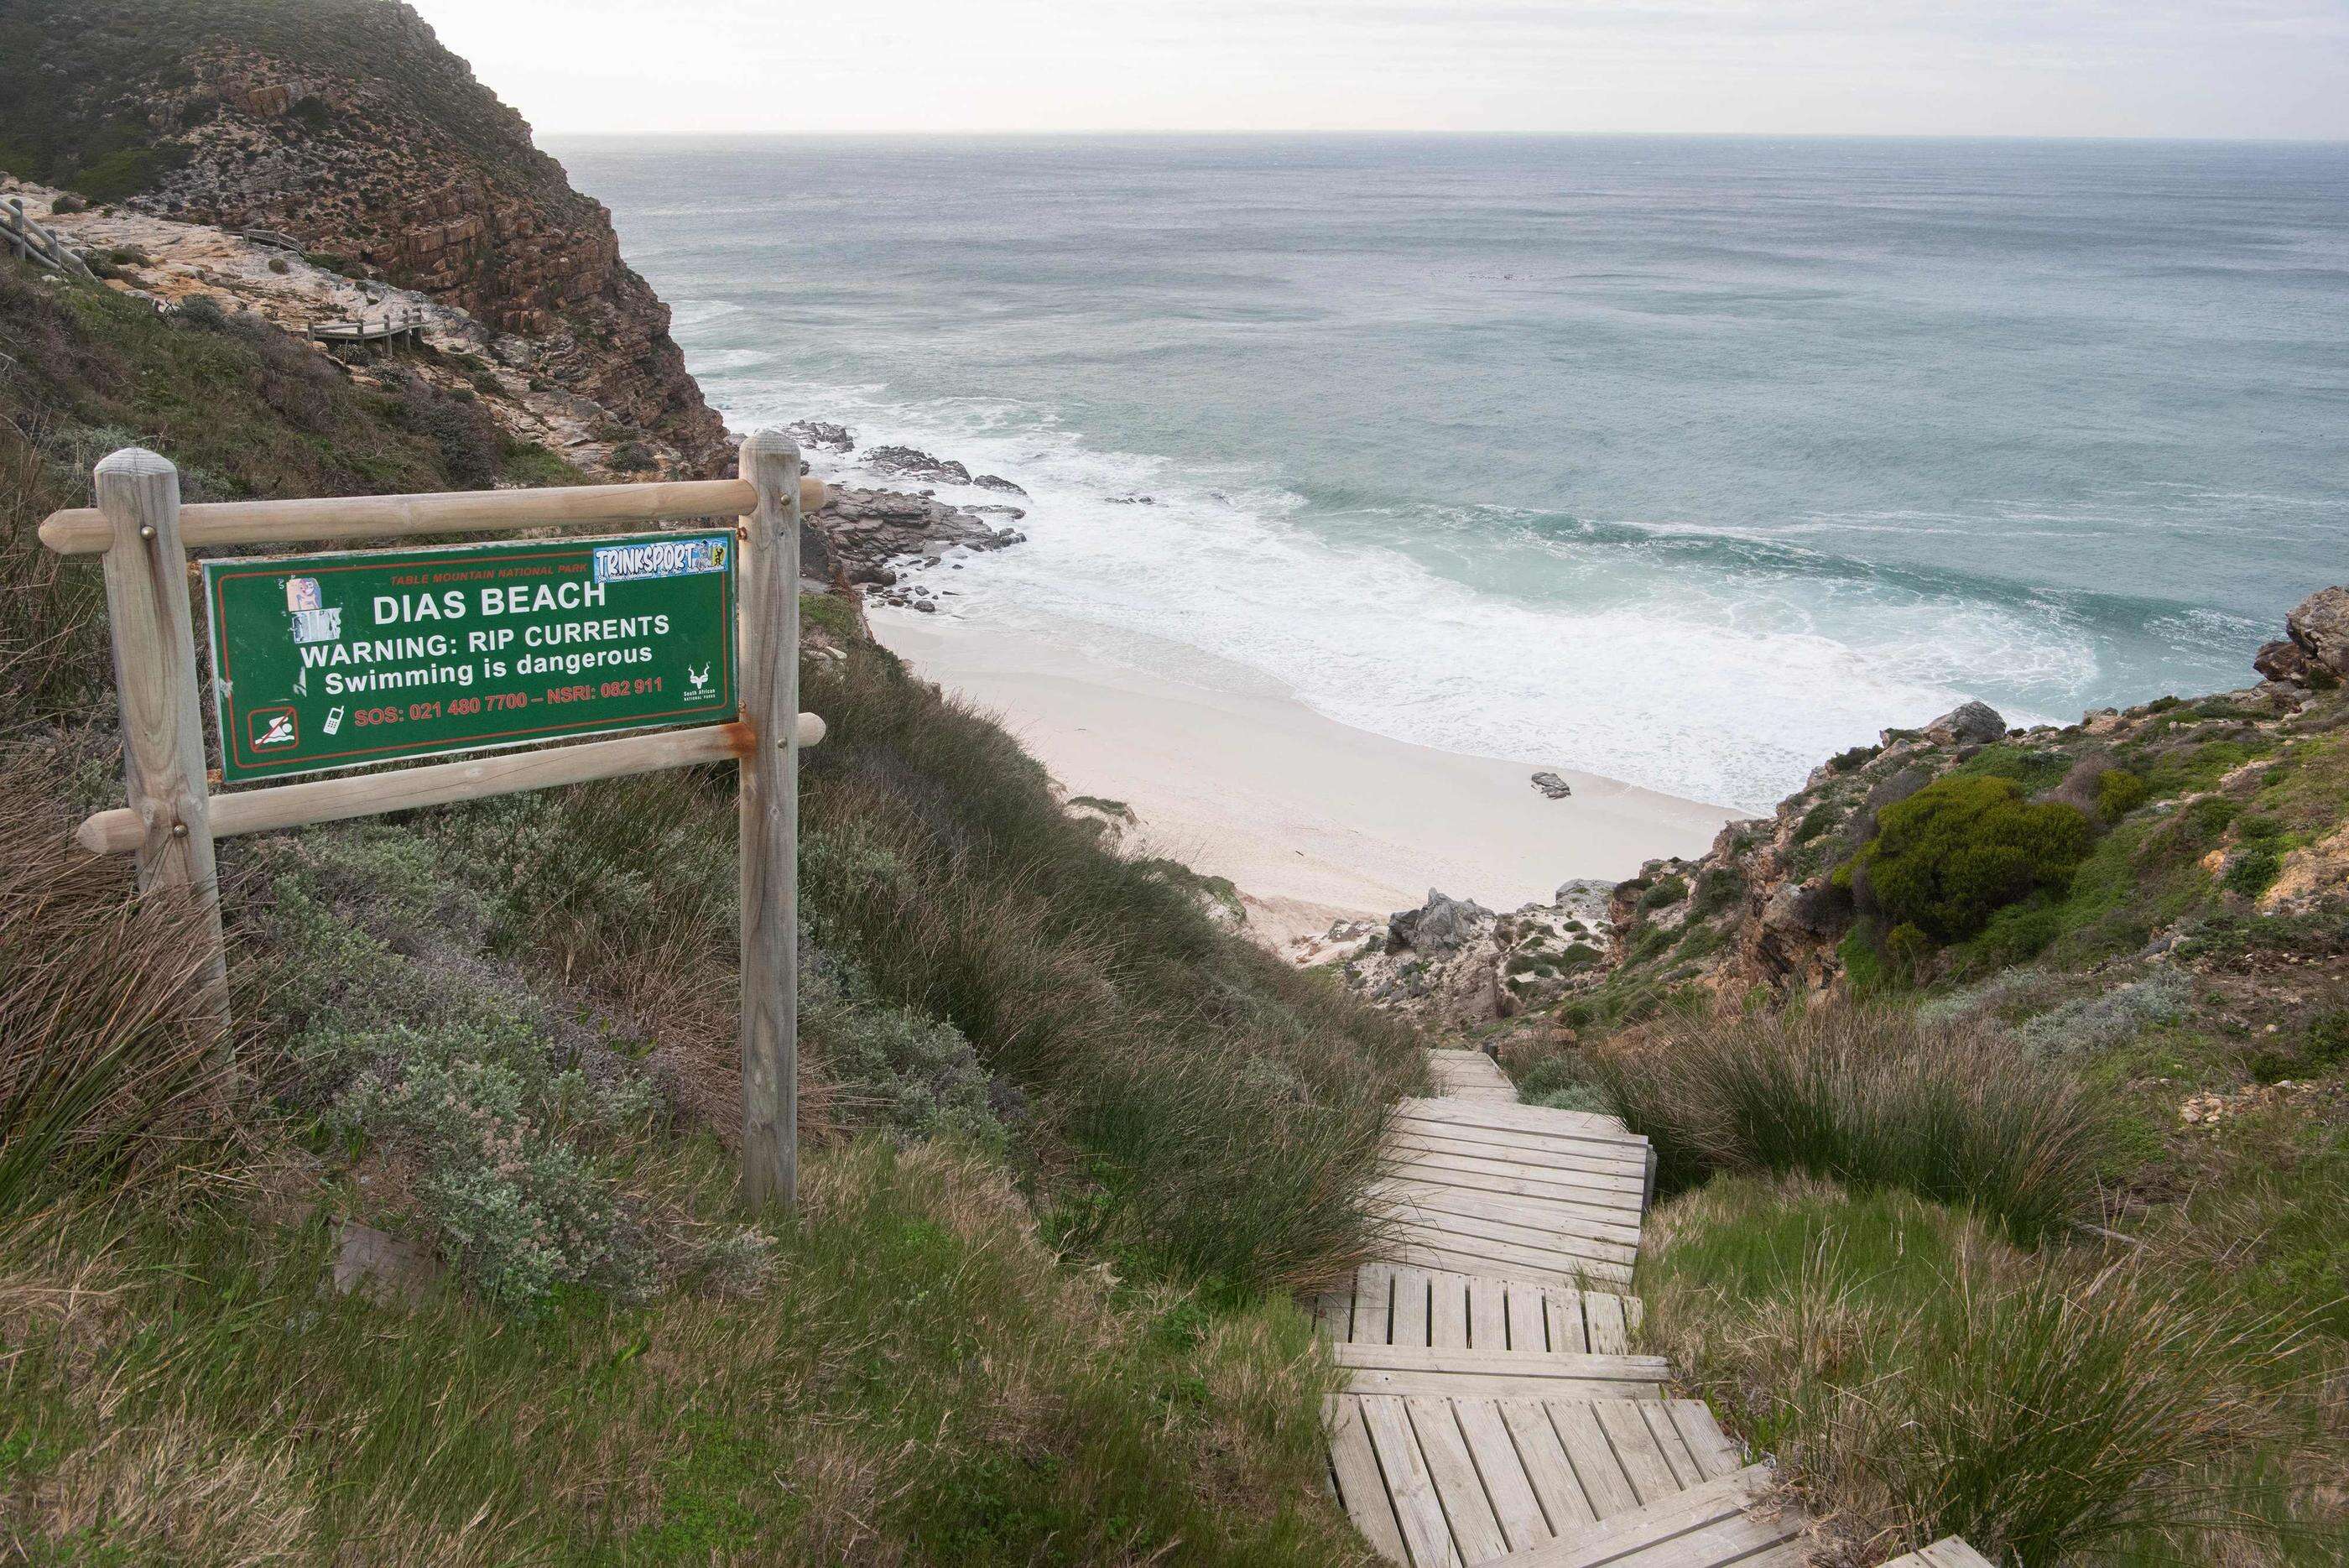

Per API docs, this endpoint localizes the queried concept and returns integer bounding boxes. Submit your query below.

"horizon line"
[534,126,2349,147]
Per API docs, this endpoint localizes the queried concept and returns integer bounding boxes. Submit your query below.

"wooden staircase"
[1318,1048,1991,1568]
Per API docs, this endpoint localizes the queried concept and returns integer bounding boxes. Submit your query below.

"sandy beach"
[871,607,1739,946]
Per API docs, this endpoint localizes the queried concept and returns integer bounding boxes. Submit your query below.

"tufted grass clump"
[0,753,232,1215]
[1586,1003,2110,1243]
[1643,1177,2327,1565]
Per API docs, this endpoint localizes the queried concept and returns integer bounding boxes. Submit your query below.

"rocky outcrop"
[1583,592,2349,1008]
[810,485,1027,609]
[2255,586,2349,689]
[21,0,727,471]
[865,445,971,486]
[787,421,856,454]
[1319,882,1617,1025]
[1922,700,2008,746]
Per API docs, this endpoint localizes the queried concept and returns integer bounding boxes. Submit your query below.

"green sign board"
[202,532,737,784]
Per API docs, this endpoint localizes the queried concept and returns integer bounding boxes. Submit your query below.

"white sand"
[870,607,1738,945]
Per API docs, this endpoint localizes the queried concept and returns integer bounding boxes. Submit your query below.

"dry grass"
[794,644,1424,1291]
[0,1141,1372,1565]
[1586,1002,2112,1243]
[1644,1176,2331,1565]
[0,748,232,1212]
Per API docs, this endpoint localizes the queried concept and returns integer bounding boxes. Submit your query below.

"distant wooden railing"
[2,195,97,281]
[310,305,427,345]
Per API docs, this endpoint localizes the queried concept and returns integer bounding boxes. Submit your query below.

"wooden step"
[1391,1121,1654,1180]
[1878,1539,1997,1568]
[1426,1051,1521,1102]
[1328,1396,1754,1567]
[1393,1102,1649,1156]
[1336,1342,1669,1399]
[1487,1462,1802,1566]
[1394,1096,1646,1147]
[1386,1237,1635,1289]
[1379,1153,1648,1209]
[1312,1264,1643,1354]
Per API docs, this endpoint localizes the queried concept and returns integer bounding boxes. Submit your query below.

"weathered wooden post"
[94,447,231,1030]
[737,430,802,1210]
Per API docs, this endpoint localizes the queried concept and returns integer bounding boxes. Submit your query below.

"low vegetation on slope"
[0,262,1414,1560]
[1492,669,2349,1559]
[1643,1179,2330,1567]
[1581,1005,2108,1245]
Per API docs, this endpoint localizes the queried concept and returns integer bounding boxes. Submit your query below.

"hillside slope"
[0,0,727,468]
[0,175,1419,1568]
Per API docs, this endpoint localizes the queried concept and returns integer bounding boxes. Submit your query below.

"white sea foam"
[726,381,2102,812]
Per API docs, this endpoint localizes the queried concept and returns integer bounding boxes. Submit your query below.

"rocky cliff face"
[1591,587,2349,1012]
[1321,590,2349,1053]
[3,0,727,472]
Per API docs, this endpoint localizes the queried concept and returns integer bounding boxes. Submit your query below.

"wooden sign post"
[49,432,820,1212]
[94,447,231,1034]
[736,430,801,1209]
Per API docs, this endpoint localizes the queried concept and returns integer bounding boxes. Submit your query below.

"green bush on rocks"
[1850,775,2094,944]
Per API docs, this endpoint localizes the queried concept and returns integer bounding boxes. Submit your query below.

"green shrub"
[1953,744,2072,793]
[1517,1055,1609,1115]
[2243,1010,2349,1084]
[1883,921,1934,982]
[799,589,862,643]
[2146,794,2239,870]
[2096,768,2150,822]
[1638,875,1689,911]
[1586,1003,2109,1243]
[69,143,184,203]
[1852,775,2094,943]
[1628,926,1675,964]
[1963,896,2066,969]
[2013,971,2188,1059]
[2143,739,2263,797]
[1690,867,1745,919]
[2223,845,2285,899]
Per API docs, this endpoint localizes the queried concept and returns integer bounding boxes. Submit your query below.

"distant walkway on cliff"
[1312,1048,1992,1568]
[2,195,96,281]
[309,304,427,346]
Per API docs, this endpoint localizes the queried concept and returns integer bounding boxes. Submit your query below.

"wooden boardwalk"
[310,305,427,346]
[1876,1543,1996,1568]
[3,196,96,280]
[1319,1047,1995,1567]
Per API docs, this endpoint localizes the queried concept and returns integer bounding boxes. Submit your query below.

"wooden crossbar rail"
[56,431,818,1212]
[71,712,827,856]
[39,475,829,555]
[3,195,96,281]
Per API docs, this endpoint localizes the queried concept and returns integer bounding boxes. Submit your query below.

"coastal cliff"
[0,23,1416,1555]
[1,0,726,470]
[1341,587,2349,1093]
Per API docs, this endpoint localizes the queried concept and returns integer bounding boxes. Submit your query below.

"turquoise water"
[551,134,2349,808]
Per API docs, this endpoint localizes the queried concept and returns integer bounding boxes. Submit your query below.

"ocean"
[549,134,2349,811]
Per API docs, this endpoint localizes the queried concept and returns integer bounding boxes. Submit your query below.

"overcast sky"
[407,0,2349,140]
